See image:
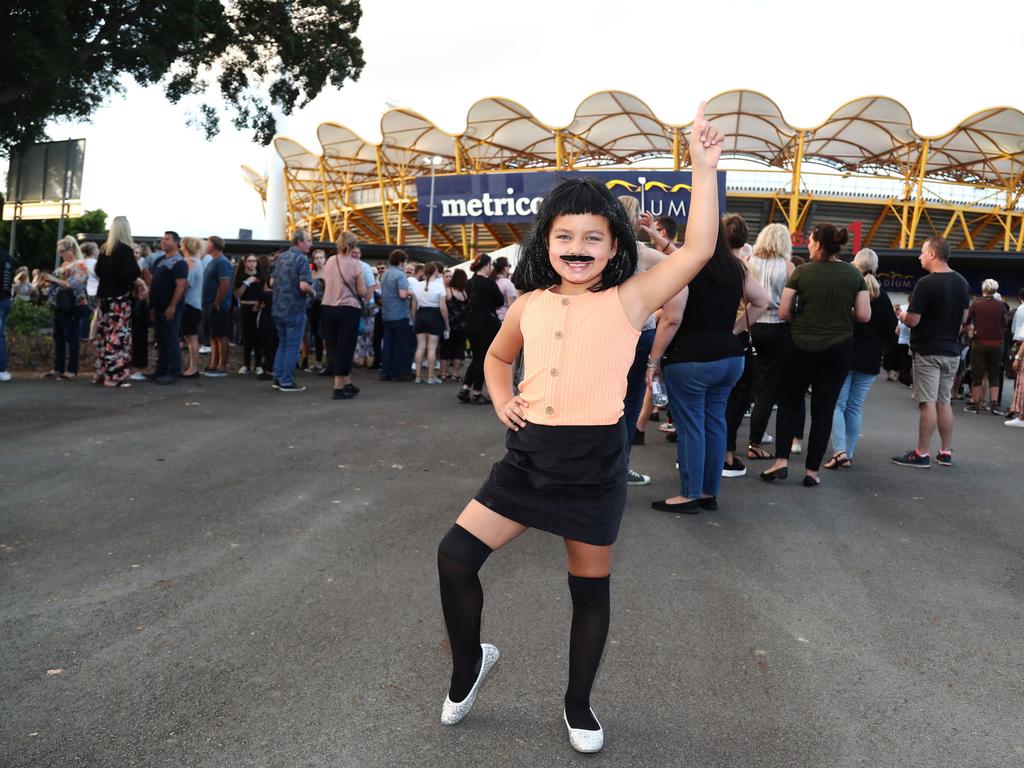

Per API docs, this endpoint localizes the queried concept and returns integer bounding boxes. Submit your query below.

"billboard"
[416,170,728,227]
[3,138,86,221]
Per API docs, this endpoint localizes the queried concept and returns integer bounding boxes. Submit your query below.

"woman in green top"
[760,224,871,486]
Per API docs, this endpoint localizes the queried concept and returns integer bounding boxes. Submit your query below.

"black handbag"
[55,287,76,313]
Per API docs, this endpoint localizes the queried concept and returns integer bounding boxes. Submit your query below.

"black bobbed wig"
[512,177,638,292]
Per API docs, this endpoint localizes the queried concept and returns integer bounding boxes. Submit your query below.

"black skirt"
[474,418,628,546]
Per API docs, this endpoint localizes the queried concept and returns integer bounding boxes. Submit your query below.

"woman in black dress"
[458,254,504,404]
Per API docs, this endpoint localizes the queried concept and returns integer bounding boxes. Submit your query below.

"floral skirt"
[94,296,133,383]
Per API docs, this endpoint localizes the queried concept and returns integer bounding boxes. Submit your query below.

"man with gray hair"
[271,228,316,391]
[964,278,1008,414]
[892,236,971,468]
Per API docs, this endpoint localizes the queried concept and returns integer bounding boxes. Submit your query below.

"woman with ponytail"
[825,248,897,468]
[760,224,871,486]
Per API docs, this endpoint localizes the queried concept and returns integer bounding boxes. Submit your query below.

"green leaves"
[0,0,365,153]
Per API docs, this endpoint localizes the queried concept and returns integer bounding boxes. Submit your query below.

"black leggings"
[464,322,499,391]
[724,345,757,452]
[240,305,258,369]
[749,323,806,445]
[321,305,361,377]
[774,338,853,471]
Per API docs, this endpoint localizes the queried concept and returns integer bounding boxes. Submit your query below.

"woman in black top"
[93,216,142,387]
[458,254,504,404]
[233,254,267,374]
[647,223,768,512]
[825,248,897,468]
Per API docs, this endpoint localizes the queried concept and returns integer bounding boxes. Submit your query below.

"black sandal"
[747,443,773,460]
[471,393,491,405]
[824,451,852,470]
[457,388,471,403]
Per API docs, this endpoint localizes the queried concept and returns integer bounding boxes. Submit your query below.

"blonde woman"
[41,237,90,378]
[826,249,897,467]
[180,237,205,377]
[94,216,142,387]
[321,232,370,398]
[745,223,799,460]
[12,266,39,302]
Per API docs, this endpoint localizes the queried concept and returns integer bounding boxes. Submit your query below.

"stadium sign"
[416,170,727,226]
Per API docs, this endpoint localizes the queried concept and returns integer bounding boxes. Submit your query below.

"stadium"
[250,89,1024,290]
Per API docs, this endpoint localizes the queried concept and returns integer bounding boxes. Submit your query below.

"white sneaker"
[237,366,250,375]
[129,372,148,381]
[255,366,264,376]
[0,371,11,382]
[1005,418,1024,428]
[198,345,212,354]
[762,433,774,445]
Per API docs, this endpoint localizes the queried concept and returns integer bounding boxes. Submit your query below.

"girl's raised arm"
[619,102,724,328]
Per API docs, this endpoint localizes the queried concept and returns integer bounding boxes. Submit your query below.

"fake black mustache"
[559,254,595,263]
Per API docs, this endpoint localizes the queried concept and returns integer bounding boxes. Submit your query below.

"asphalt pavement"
[1,368,1022,767]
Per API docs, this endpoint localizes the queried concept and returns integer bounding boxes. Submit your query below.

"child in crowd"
[435,103,723,753]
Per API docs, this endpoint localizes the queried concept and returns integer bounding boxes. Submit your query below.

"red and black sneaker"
[936,450,953,467]
[892,449,931,468]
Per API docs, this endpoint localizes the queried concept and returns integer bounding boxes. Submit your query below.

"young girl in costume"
[436,103,724,753]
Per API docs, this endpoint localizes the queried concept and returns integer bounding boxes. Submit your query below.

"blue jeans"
[273,311,307,386]
[153,310,183,378]
[0,298,10,372]
[380,319,412,379]
[663,356,744,499]
[624,328,656,453]
[830,371,877,458]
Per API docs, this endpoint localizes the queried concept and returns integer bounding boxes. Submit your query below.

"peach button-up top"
[518,287,640,426]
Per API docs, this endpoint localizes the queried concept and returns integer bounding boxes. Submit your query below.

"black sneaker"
[332,388,354,400]
[343,383,360,395]
[892,449,931,468]
[963,403,983,413]
[277,383,306,392]
[936,450,953,467]
[626,469,651,486]
[990,407,1006,417]
[722,457,747,478]
[256,372,274,381]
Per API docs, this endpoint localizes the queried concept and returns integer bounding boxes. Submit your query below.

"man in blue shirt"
[201,236,234,376]
[272,229,316,391]
[379,249,413,380]
[148,231,188,384]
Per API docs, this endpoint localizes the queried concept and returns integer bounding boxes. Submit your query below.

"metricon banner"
[416,171,728,226]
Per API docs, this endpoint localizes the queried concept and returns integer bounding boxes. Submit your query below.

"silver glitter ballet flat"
[440,643,500,725]
[563,708,604,753]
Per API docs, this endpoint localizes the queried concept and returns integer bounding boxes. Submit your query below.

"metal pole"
[56,139,74,241]
[426,163,436,247]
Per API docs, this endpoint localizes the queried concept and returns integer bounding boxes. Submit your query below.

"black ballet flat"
[759,466,788,482]
[697,497,718,511]
[651,499,700,514]
[802,475,821,487]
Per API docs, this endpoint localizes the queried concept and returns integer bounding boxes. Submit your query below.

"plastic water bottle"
[651,374,669,407]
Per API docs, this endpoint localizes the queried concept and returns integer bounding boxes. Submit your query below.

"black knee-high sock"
[437,524,492,701]
[565,573,610,730]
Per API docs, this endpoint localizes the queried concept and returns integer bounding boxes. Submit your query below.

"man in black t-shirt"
[892,236,970,468]
[148,231,189,384]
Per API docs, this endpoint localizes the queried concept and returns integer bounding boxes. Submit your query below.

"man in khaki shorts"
[892,237,970,468]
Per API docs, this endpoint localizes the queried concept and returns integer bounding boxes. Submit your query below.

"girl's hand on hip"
[497,396,528,431]
[688,101,724,169]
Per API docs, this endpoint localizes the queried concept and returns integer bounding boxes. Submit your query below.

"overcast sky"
[7,0,1024,239]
